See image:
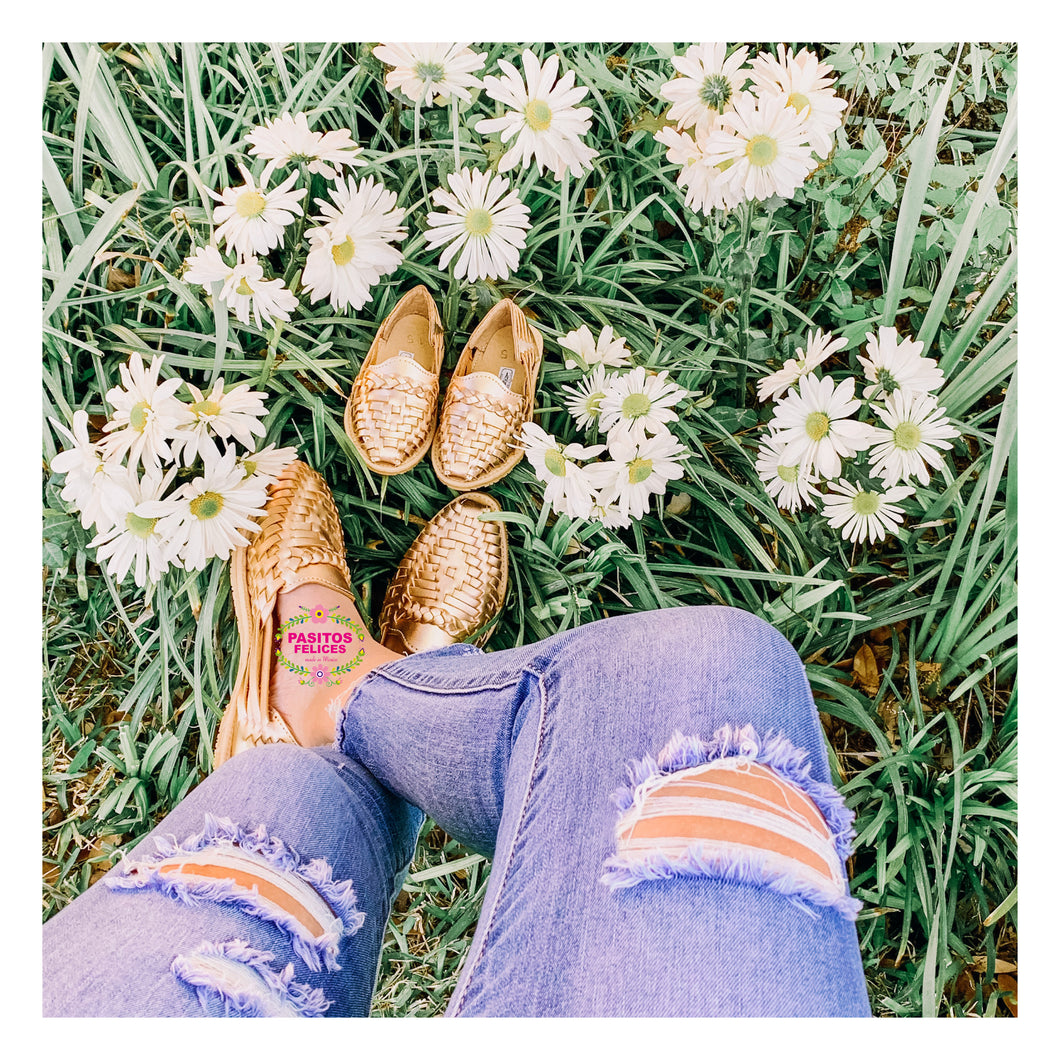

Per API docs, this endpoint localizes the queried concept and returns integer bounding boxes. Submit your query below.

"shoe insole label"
[498,366,515,389]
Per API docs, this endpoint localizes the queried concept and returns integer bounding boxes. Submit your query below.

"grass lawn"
[42,41,1017,1017]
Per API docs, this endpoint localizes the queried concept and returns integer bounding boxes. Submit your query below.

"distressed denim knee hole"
[601,725,862,921]
[171,939,331,1017]
[105,813,365,971]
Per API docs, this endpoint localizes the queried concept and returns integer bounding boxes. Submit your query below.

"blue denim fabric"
[43,605,870,1017]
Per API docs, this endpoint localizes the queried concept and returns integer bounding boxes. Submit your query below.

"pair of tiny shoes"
[345,286,543,490]
[214,461,507,767]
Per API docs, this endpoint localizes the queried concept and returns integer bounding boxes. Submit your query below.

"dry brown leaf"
[916,660,942,692]
[665,492,691,517]
[877,697,900,747]
[853,643,880,696]
[997,973,1017,1016]
[972,956,1017,974]
[106,263,140,291]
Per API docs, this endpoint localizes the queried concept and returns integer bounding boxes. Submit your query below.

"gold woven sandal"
[430,299,543,491]
[214,460,357,769]
[378,493,508,655]
[344,285,445,476]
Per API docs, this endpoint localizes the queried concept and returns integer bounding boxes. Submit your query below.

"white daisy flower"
[857,326,946,399]
[50,409,102,500]
[659,43,750,134]
[598,366,688,443]
[175,378,269,465]
[89,465,181,587]
[557,324,632,370]
[822,479,916,545]
[768,373,872,480]
[303,176,407,312]
[424,168,531,283]
[373,43,487,107]
[184,246,298,330]
[654,123,743,214]
[867,391,960,487]
[562,363,612,431]
[101,352,191,469]
[476,49,598,180]
[597,432,688,521]
[755,432,821,512]
[237,443,299,484]
[220,261,298,329]
[519,422,608,520]
[183,244,232,286]
[50,411,129,531]
[749,45,847,158]
[245,112,365,181]
[701,91,816,202]
[757,329,847,403]
[156,446,270,572]
[587,496,633,530]
[211,163,306,260]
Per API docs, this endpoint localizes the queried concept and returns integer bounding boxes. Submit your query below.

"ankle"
[270,584,401,747]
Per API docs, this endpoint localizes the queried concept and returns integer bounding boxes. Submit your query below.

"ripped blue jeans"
[42,606,871,1016]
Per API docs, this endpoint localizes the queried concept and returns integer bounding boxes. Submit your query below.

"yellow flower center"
[875,368,898,394]
[331,237,356,266]
[893,421,923,451]
[241,460,257,478]
[125,511,157,539]
[628,457,653,484]
[235,190,267,219]
[805,411,830,442]
[235,278,254,297]
[544,449,566,477]
[621,393,652,419]
[190,398,223,419]
[851,491,881,516]
[129,401,150,433]
[525,99,553,131]
[464,208,494,238]
[777,464,799,484]
[787,91,811,114]
[189,491,224,520]
[413,60,446,83]
[698,74,732,111]
[746,134,779,168]
[585,391,605,417]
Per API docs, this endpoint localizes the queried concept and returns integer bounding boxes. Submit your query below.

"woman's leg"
[338,604,871,1017]
[42,744,422,1016]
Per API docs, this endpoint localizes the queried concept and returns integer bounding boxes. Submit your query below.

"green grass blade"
[881,48,963,327]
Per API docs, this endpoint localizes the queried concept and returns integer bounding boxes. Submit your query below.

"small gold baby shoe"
[215,460,358,769]
[345,285,445,476]
[378,493,508,655]
[430,298,543,491]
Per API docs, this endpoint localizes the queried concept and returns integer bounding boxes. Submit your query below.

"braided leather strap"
[379,497,506,642]
[350,365,439,470]
[243,462,351,622]
[434,377,525,483]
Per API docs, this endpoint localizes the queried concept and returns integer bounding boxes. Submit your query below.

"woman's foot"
[269,582,403,747]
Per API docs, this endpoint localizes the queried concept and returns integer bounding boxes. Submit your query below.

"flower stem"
[735,201,754,406]
[451,98,461,170]
[558,171,570,276]
[413,99,430,210]
[282,162,311,292]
